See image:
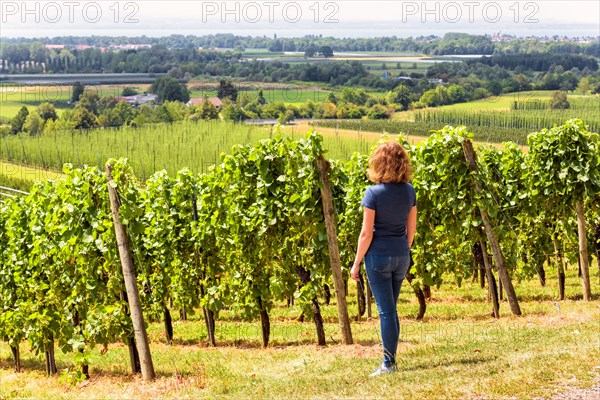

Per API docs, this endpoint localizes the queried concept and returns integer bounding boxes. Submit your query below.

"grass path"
[1,267,598,399]
[0,160,64,182]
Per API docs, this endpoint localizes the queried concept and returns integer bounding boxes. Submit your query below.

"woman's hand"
[350,262,361,281]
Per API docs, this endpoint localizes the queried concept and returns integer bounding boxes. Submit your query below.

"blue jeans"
[365,253,411,367]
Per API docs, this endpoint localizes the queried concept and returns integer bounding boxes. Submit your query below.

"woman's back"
[362,182,416,256]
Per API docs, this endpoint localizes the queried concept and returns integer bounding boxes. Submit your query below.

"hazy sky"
[1,0,599,38]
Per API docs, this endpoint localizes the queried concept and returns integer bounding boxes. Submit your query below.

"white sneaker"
[369,363,397,377]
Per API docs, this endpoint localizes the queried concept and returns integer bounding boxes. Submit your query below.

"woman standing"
[350,141,417,377]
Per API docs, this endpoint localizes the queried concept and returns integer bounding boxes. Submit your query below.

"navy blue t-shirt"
[361,182,416,256]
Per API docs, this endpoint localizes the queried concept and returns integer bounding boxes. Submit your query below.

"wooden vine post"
[317,155,353,345]
[478,234,500,318]
[576,202,592,300]
[106,163,156,381]
[462,139,522,316]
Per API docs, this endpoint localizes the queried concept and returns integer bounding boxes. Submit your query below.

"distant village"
[490,33,598,43]
[43,43,153,52]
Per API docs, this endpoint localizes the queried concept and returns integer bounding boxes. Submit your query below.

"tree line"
[3,33,599,56]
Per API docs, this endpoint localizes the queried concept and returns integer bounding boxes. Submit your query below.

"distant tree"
[262,102,286,119]
[29,41,47,63]
[335,105,361,119]
[277,109,295,125]
[298,100,317,118]
[221,103,246,122]
[269,40,283,52]
[237,92,254,107]
[447,84,467,103]
[365,98,378,108]
[420,85,450,107]
[257,89,267,105]
[486,80,503,96]
[167,66,184,79]
[217,79,238,102]
[98,96,118,114]
[113,101,136,125]
[340,87,369,105]
[71,81,84,103]
[320,46,334,58]
[154,104,173,123]
[36,102,58,122]
[387,85,411,111]
[420,89,442,107]
[77,91,101,115]
[10,106,29,134]
[550,91,570,109]
[321,102,337,119]
[42,118,59,134]
[472,87,491,100]
[513,74,531,91]
[121,86,139,96]
[304,46,318,58]
[150,76,190,103]
[326,92,338,105]
[199,97,219,120]
[576,77,592,94]
[559,71,579,92]
[163,100,188,122]
[23,111,44,135]
[367,104,389,119]
[242,101,262,119]
[71,107,98,129]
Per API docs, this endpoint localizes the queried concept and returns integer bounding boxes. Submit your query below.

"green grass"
[0,173,32,192]
[0,160,64,182]
[1,267,598,399]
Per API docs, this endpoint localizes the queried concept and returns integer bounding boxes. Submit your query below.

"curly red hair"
[367,142,412,183]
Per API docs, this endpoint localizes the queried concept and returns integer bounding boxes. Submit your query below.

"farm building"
[187,97,223,108]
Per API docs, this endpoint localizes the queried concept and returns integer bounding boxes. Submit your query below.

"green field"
[0,121,378,179]
[380,91,600,142]
[362,60,431,76]
[1,267,598,399]
[189,88,331,105]
[0,84,147,119]
[438,90,560,111]
[414,92,600,135]
[0,86,71,119]
[0,83,331,120]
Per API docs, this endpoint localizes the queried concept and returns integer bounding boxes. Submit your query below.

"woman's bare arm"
[350,207,375,281]
[406,205,417,248]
